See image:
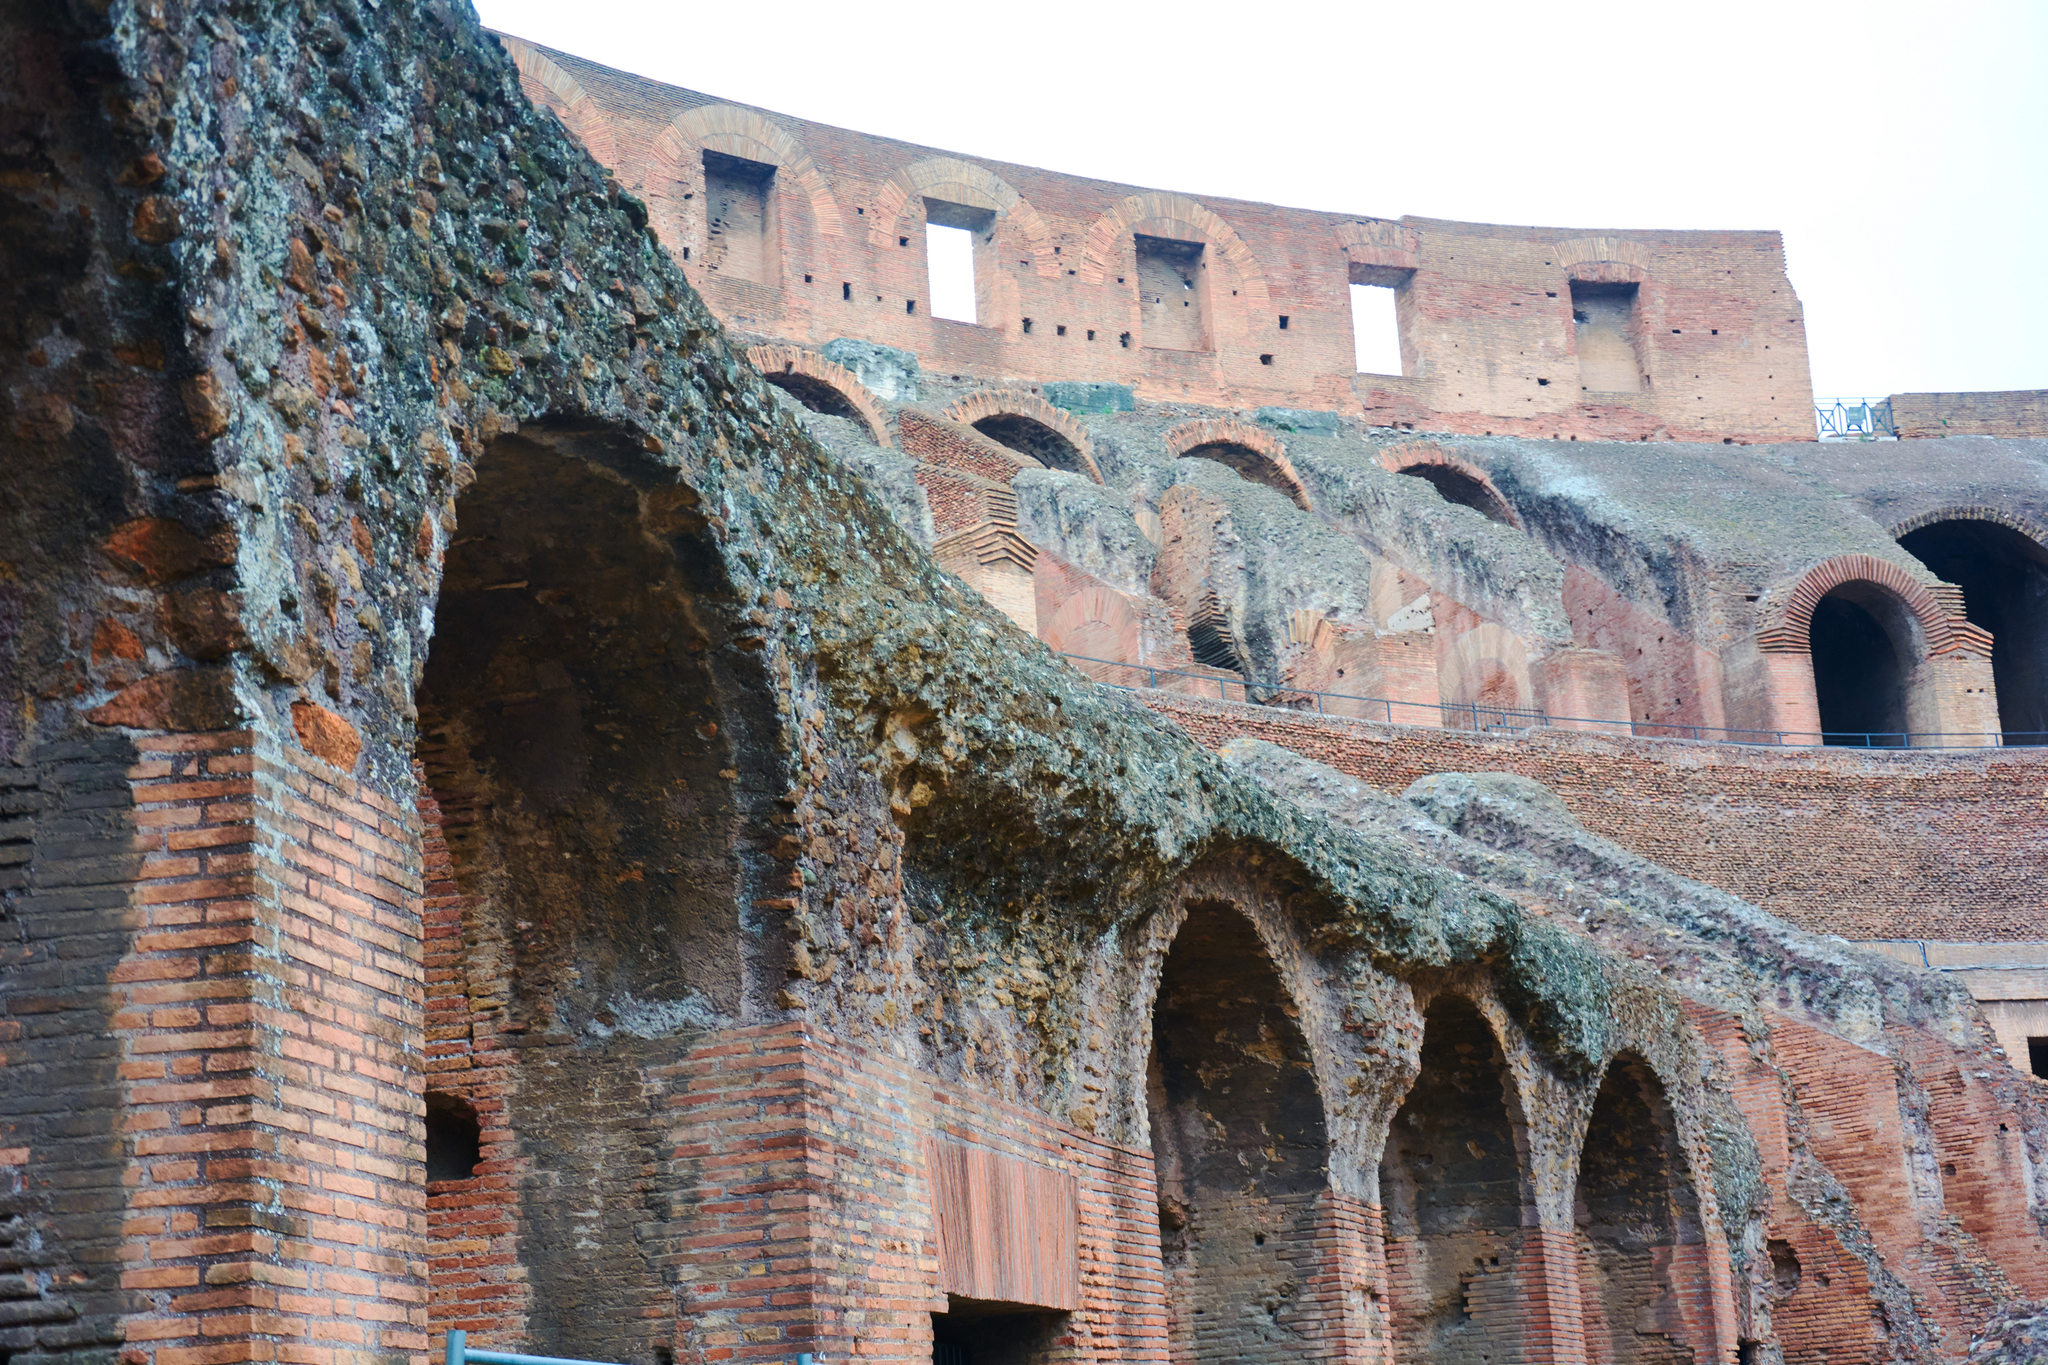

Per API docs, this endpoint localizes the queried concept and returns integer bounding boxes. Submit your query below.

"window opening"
[1135,235,1207,351]
[1395,464,1513,525]
[972,414,1087,475]
[701,149,777,285]
[930,1303,1067,1365]
[1570,281,1641,392]
[926,198,995,325]
[425,1092,482,1183]
[2029,1037,2048,1078]
[1348,271,1408,375]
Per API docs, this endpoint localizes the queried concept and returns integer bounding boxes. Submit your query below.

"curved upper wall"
[499,35,1817,444]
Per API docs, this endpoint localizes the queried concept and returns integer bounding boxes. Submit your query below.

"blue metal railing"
[443,1334,818,1365]
[1815,396,1897,441]
[1057,653,2022,750]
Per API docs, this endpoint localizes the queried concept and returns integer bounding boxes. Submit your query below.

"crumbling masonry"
[2,7,2046,1365]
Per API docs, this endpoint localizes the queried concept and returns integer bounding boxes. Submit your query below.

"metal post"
[449,1330,466,1365]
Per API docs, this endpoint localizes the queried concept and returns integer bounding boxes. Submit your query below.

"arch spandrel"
[646,103,846,241]
[1754,553,1957,657]
[872,157,1055,271]
[1077,191,1269,308]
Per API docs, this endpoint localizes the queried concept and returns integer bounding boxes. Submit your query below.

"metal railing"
[1058,653,2025,750]
[443,1335,820,1365]
[1815,396,1897,441]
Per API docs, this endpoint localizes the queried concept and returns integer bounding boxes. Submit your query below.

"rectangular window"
[701,150,777,285]
[1136,234,1207,351]
[1350,283,1402,375]
[1348,262,1413,376]
[2030,1036,2048,1079]
[925,198,996,325]
[1571,280,1642,392]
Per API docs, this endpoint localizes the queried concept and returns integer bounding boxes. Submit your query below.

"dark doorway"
[1148,902,1330,1365]
[929,1301,1066,1365]
[1898,519,2048,743]
[1809,588,1913,745]
[2028,1037,2048,1079]
[424,1092,482,1183]
[1379,995,1531,1365]
[1394,464,1513,525]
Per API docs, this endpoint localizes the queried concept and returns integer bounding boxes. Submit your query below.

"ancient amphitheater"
[3,5,2046,1365]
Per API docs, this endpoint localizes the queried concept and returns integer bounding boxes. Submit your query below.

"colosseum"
[3,4,2045,1365]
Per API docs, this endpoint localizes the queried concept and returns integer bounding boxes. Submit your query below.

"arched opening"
[1574,1054,1708,1365]
[414,427,774,1360]
[971,413,1088,475]
[1899,518,2048,742]
[1379,995,1532,1365]
[1808,584,1917,745]
[1148,902,1331,1365]
[1394,464,1513,526]
[764,371,869,426]
[1180,443,1309,510]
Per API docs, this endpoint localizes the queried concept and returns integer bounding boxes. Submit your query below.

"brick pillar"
[114,731,427,1365]
[1514,1227,1588,1365]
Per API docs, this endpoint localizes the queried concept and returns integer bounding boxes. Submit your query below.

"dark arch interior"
[1809,586,1913,745]
[1899,519,2048,742]
[1396,464,1511,525]
[765,371,867,425]
[1379,995,1530,1365]
[424,1092,482,1183]
[1179,442,1307,508]
[414,431,778,1359]
[1148,902,1329,1365]
[971,413,1087,475]
[1575,1055,1705,1365]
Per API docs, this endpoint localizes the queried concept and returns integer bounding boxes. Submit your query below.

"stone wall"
[1891,391,2048,439]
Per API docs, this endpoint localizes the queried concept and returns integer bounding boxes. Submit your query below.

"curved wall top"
[496,34,1817,443]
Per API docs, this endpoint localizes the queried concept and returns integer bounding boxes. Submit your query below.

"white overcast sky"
[474,0,2047,399]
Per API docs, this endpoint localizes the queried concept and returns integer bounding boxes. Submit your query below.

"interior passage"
[1899,518,2048,742]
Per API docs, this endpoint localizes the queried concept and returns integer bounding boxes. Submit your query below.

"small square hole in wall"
[1119,332,1131,348]
[681,247,690,260]
[899,236,910,247]
[1087,330,1096,341]
[1260,354,1274,365]
[1278,315,1289,330]
[842,282,851,300]
[906,299,917,314]
[803,274,812,283]
[1056,325,1067,336]
[1022,317,1033,334]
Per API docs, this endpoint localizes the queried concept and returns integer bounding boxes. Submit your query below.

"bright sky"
[474,0,2047,399]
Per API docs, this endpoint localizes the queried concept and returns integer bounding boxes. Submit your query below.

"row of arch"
[747,324,2048,746]
[1148,901,1716,1365]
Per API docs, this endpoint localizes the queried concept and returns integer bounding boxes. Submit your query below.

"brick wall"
[1890,391,2048,439]
[1135,689,2048,942]
[500,38,1815,444]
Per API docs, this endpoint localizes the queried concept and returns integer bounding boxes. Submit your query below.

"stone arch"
[1379,991,1536,1365]
[871,156,1055,268]
[1077,191,1269,307]
[644,105,845,276]
[1555,235,1654,286]
[415,423,783,1361]
[497,36,621,167]
[1754,554,1955,657]
[1167,418,1311,511]
[945,389,1102,482]
[1573,1052,1712,1365]
[1378,444,1519,527]
[1438,624,1534,725]
[1040,585,1141,679]
[1893,508,2048,740]
[1147,897,1335,1365]
[746,345,891,447]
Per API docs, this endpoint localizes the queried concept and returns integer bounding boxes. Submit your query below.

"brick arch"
[1555,235,1653,285]
[1888,504,2048,547]
[1755,553,1957,657]
[1377,442,1520,527]
[648,104,846,238]
[746,345,890,447]
[1166,418,1309,510]
[1439,623,1534,716]
[1076,192,1269,306]
[497,35,620,167]
[1041,585,1140,678]
[943,390,1102,483]
[870,157,1055,270]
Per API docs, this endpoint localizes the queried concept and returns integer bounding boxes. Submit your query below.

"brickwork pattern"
[1137,690,2048,941]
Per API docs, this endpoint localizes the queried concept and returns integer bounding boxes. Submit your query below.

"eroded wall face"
[1149,904,1333,1365]
[703,151,776,286]
[1380,999,1530,1365]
